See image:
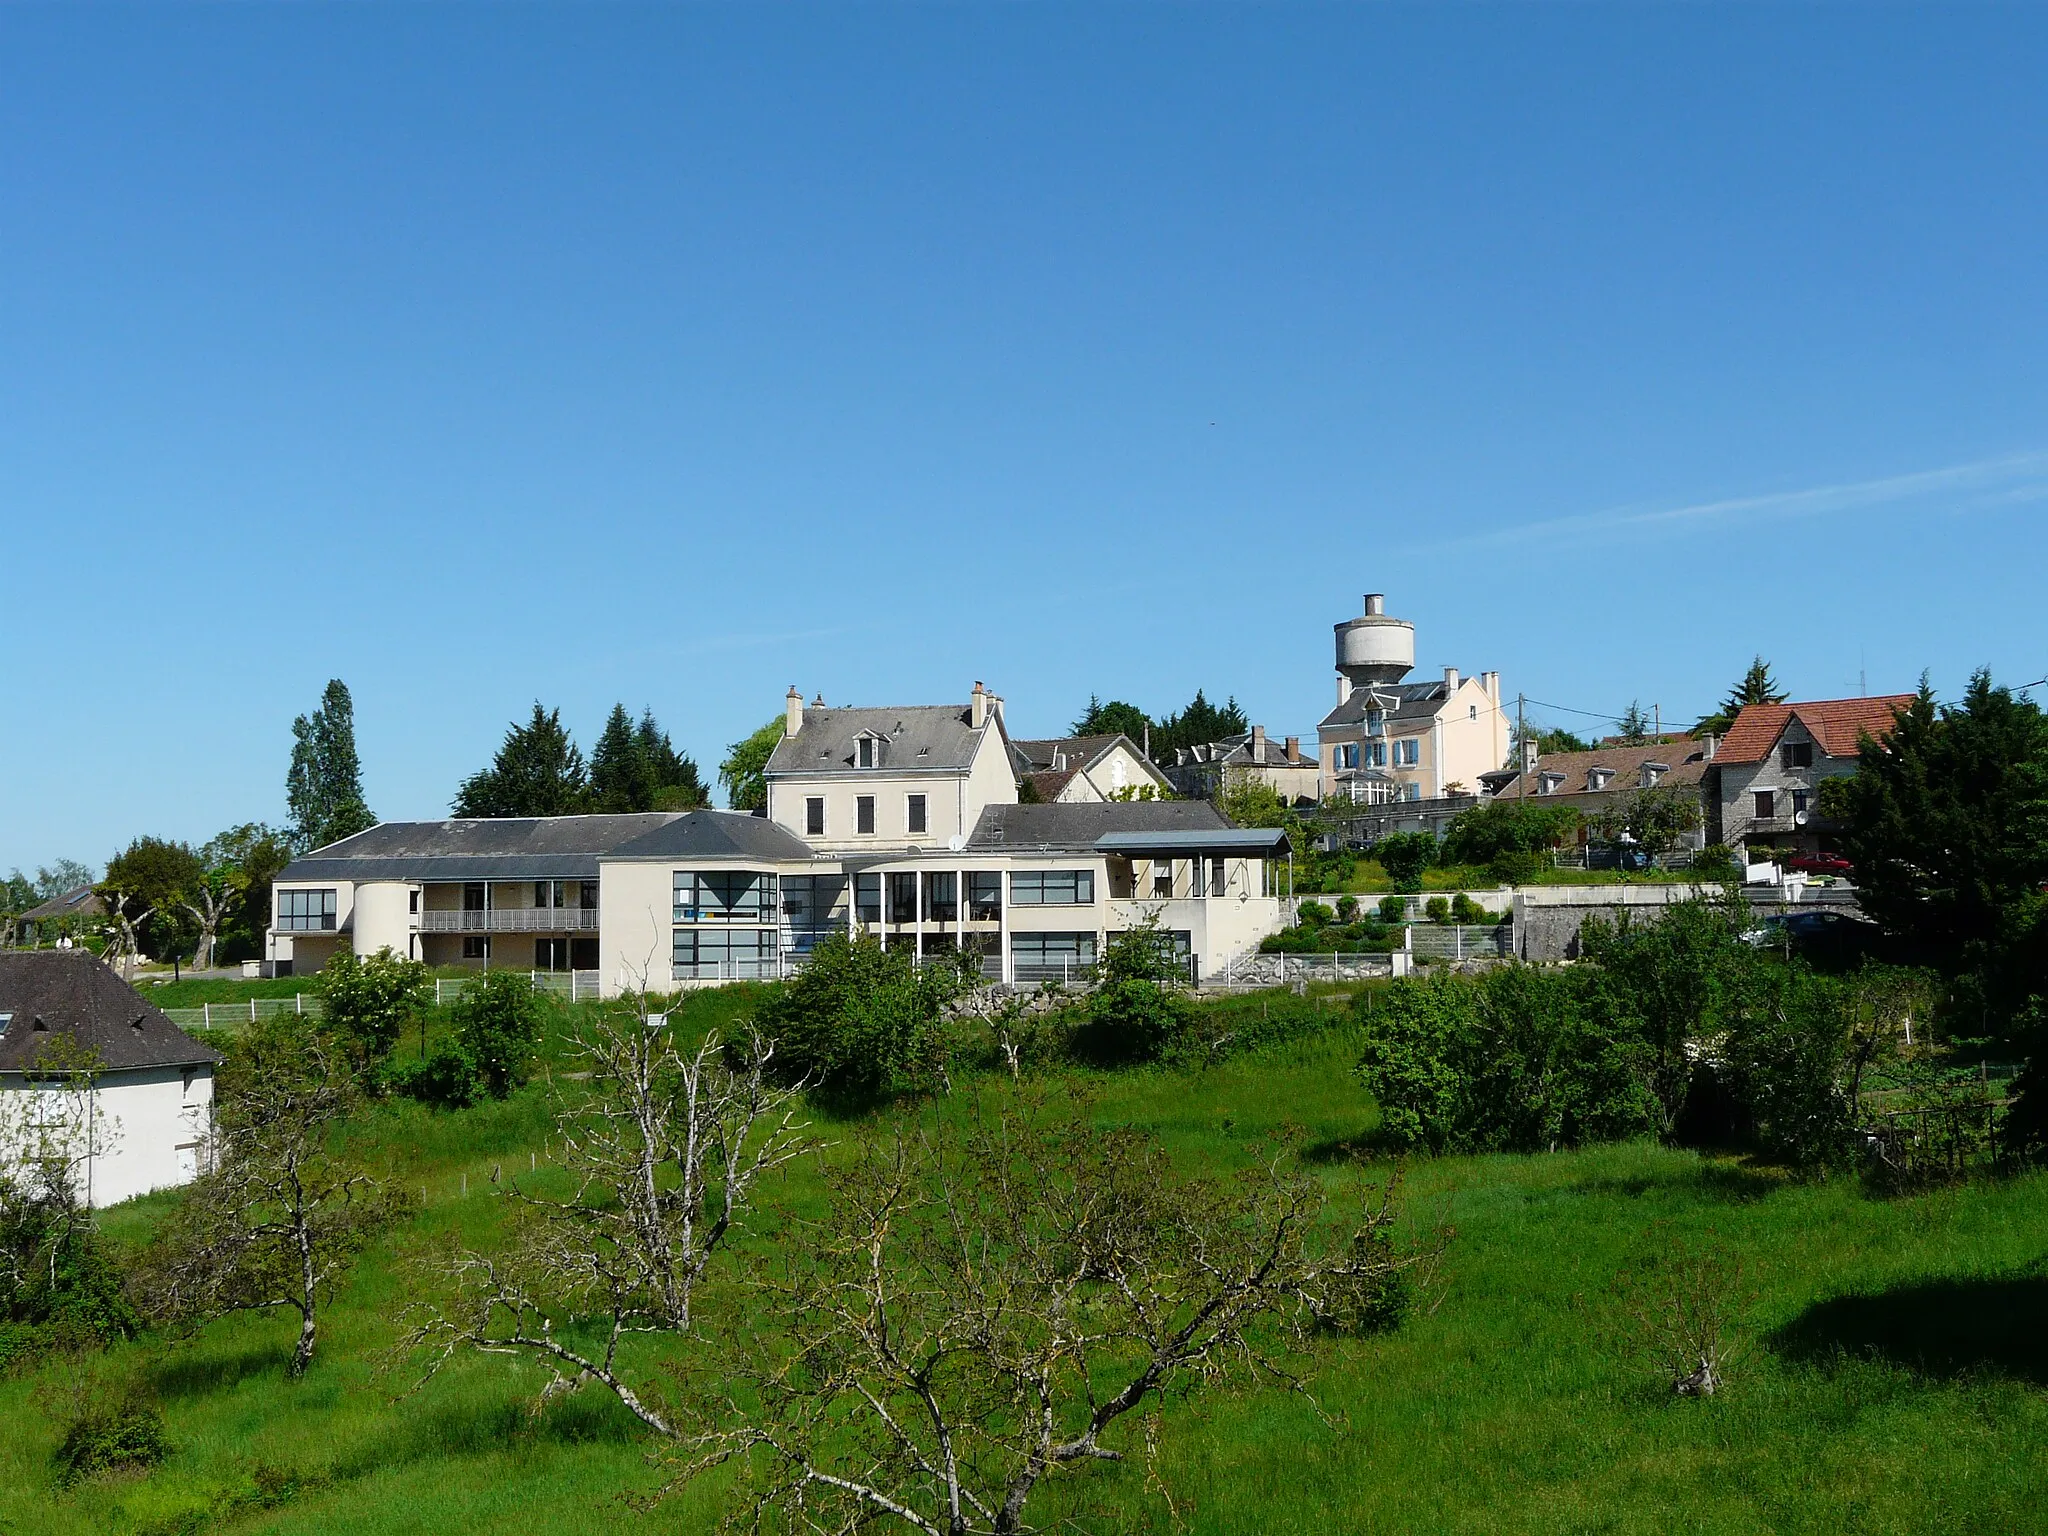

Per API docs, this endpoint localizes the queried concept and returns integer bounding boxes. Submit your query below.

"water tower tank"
[1335,593,1415,686]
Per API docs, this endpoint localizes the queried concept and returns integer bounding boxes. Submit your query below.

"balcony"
[418,908,601,934]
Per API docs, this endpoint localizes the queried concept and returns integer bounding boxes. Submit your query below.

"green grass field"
[11,992,2046,1535]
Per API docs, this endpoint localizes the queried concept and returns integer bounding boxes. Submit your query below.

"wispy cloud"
[1419,451,2048,553]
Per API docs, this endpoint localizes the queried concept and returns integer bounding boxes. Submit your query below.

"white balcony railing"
[417,908,601,934]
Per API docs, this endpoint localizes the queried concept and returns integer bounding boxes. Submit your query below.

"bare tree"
[397,994,810,1435]
[669,1097,1430,1535]
[135,1018,404,1377]
[95,887,151,982]
[182,868,241,973]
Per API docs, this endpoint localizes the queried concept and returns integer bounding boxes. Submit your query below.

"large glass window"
[1010,869,1095,906]
[906,794,928,834]
[967,872,1002,920]
[276,888,337,932]
[888,872,918,924]
[856,796,876,835]
[673,928,779,980]
[855,873,882,923]
[1009,931,1097,980]
[922,871,956,922]
[673,871,778,922]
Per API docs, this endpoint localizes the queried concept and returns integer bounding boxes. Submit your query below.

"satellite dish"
[947,834,966,851]
[1794,811,1810,827]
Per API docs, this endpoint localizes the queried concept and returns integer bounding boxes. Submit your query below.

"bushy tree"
[1375,831,1436,893]
[1151,689,1249,758]
[1355,966,1659,1154]
[287,680,375,850]
[1441,800,1581,878]
[1071,695,1153,745]
[198,824,294,965]
[100,837,204,965]
[1590,784,1704,855]
[1580,896,1756,1137]
[451,969,549,1098]
[754,932,971,1103]
[318,947,430,1066]
[454,704,590,817]
[718,719,784,813]
[1072,924,1197,1064]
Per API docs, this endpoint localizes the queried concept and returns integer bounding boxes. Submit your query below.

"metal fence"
[1211,951,1395,989]
[162,995,327,1030]
[1405,924,1513,961]
[433,970,603,1004]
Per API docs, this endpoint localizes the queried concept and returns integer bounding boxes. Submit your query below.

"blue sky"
[4,5,2045,873]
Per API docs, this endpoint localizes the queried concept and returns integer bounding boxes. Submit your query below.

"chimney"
[1251,724,1266,762]
[1444,666,1460,691]
[1701,733,1718,762]
[784,686,803,739]
[1337,675,1353,706]
[971,681,987,730]
[991,692,1005,728]
[1482,670,1500,701]
[1284,735,1301,763]
[1364,593,1385,616]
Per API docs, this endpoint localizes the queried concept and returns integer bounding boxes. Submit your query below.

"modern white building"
[271,684,1291,991]
[0,951,219,1209]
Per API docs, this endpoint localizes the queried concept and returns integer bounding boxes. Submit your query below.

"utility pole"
[1654,703,1660,744]
[1517,693,1527,800]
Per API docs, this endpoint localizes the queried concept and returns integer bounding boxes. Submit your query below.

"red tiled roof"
[1715,695,1914,765]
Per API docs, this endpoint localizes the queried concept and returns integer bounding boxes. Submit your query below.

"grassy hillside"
[11,991,2045,1535]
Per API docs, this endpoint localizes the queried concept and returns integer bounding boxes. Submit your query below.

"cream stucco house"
[1318,594,1508,804]
[270,683,1290,991]
[1009,733,1174,804]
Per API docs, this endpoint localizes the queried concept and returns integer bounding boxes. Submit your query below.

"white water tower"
[1334,593,1415,702]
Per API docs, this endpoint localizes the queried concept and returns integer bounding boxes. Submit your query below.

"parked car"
[1786,851,1854,877]
[1742,908,1879,962]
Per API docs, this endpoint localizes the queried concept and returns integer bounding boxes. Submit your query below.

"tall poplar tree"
[286,680,376,851]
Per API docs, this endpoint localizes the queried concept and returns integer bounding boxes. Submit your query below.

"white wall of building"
[2,1065,213,1210]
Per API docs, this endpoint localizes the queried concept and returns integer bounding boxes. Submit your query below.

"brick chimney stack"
[784,686,803,738]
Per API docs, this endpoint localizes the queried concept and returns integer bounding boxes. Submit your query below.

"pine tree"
[453,705,590,817]
[1616,701,1652,745]
[589,704,650,813]
[286,680,375,850]
[637,711,708,810]
[1695,656,1789,734]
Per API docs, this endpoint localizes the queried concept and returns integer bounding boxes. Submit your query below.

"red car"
[1786,851,1853,877]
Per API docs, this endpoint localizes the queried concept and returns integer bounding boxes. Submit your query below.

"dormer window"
[856,735,878,769]
[1587,768,1614,791]
[1365,710,1385,737]
[1539,772,1565,795]
[1640,762,1668,788]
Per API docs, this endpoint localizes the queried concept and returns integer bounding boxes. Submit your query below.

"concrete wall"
[1511,885,1717,962]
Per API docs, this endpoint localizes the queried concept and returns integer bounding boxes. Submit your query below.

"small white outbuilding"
[0,950,220,1208]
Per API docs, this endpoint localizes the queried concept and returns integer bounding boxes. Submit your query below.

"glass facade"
[276,888,337,931]
[673,928,779,980]
[1010,869,1095,906]
[674,871,778,922]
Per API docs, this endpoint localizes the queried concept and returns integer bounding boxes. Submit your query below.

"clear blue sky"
[5,5,2045,874]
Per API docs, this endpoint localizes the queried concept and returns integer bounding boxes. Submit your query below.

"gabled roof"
[17,885,102,922]
[965,800,1231,851]
[1716,696,1914,766]
[605,810,819,862]
[0,951,220,1073]
[1178,731,1316,769]
[1319,681,1451,730]
[280,813,682,883]
[1010,734,1128,773]
[1021,769,1081,802]
[1490,738,1710,799]
[766,705,995,778]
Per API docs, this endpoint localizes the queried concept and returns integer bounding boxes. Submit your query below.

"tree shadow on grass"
[149,1343,293,1399]
[1302,1128,1398,1164]
[1568,1160,1781,1204]
[1770,1265,2048,1386]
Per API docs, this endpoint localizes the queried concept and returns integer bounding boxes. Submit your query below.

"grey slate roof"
[606,810,820,862]
[1096,828,1291,854]
[17,885,102,922]
[1319,681,1450,731]
[766,706,991,778]
[281,813,682,883]
[0,951,220,1073]
[965,800,1231,851]
[1009,735,1127,774]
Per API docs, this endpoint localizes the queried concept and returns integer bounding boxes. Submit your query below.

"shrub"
[1296,900,1335,928]
[0,1174,136,1367]
[1377,895,1408,924]
[1487,848,1545,885]
[1423,897,1451,925]
[1449,893,1490,926]
[387,1043,481,1109]
[1072,926,1198,1065]
[1375,833,1436,893]
[1691,844,1740,883]
[52,1391,170,1486]
[451,970,549,1098]
[756,932,972,1103]
[1335,896,1360,923]
[1441,799,1582,868]
[1354,966,1658,1153]
[319,947,430,1066]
